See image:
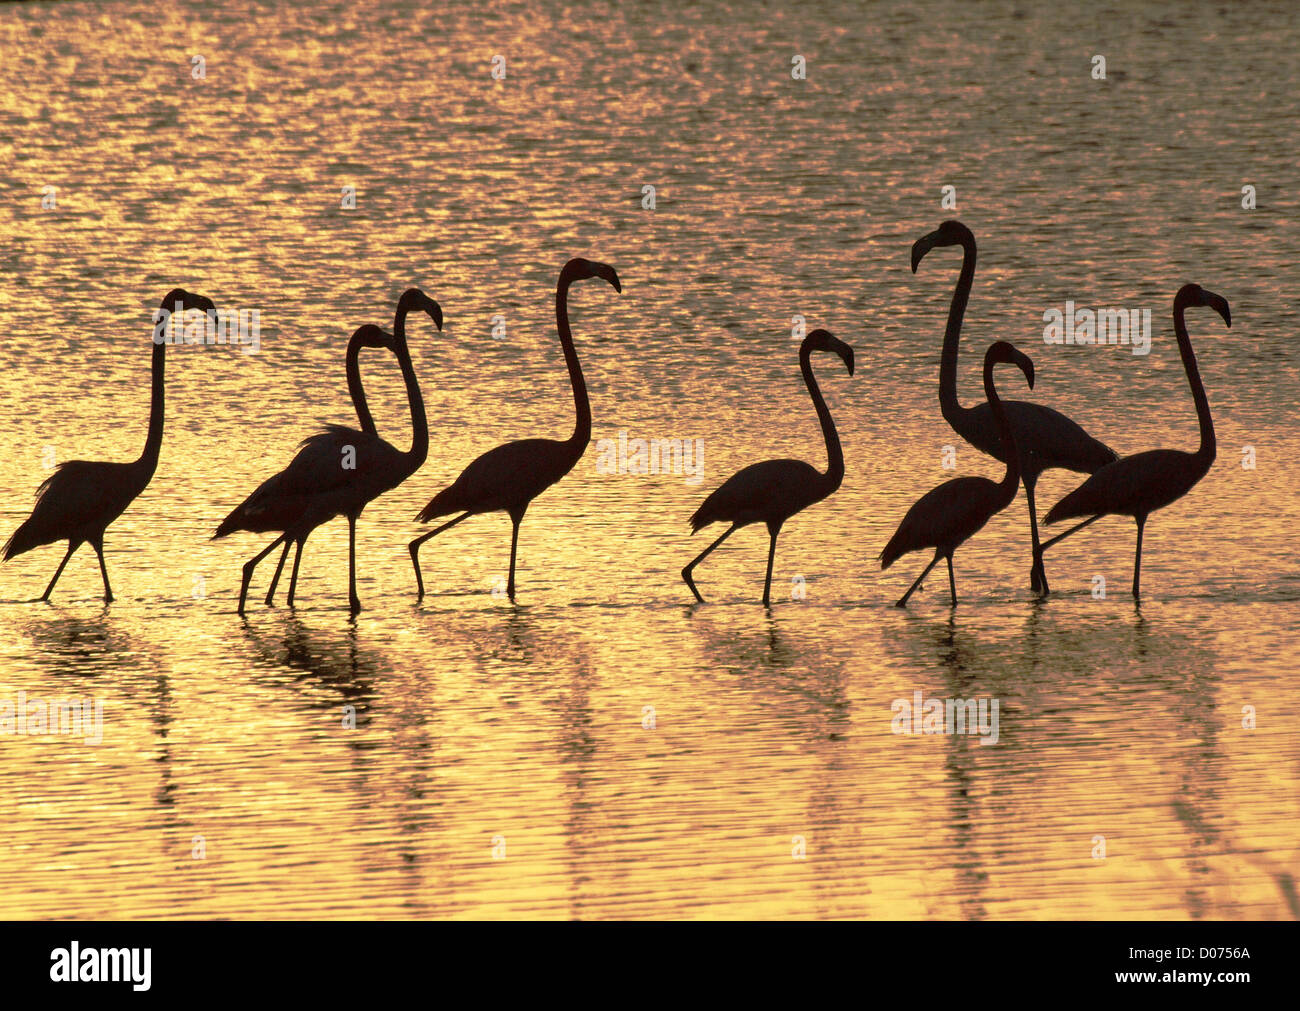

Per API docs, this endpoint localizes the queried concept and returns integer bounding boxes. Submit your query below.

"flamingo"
[4,288,217,602]
[681,328,855,606]
[912,220,1117,594]
[1034,284,1229,598]
[408,257,621,602]
[214,288,440,614]
[259,289,439,607]
[879,340,1035,607]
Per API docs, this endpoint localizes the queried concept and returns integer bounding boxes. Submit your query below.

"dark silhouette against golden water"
[409,258,621,602]
[1038,284,1230,597]
[683,328,853,606]
[4,289,217,602]
[913,222,1117,596]
[881,340,1033,607]
[1,0,1296,923]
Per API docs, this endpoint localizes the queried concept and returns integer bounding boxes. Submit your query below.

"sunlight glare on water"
[0,0,1296,918]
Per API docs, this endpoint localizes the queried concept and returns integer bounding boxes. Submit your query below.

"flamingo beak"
[910,234,935,273]
[428,300,444,331]
[1212,295,1231,328]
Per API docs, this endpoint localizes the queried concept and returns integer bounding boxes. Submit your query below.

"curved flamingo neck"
[346,337,378,437]
[1173,296,1215,463]
[800,347,844,491]
[136,338,166,477]
[392,309,427,470]
[939,233,978,429]
[983,357,1019,498]
[556,273,591,456]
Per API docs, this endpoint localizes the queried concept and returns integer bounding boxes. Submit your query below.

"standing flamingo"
[215,288,440,614]
[681,328,855,606]
[260,289,440,607]
[912,220,1117,594]
[880,340,1034,607]
[1034,284,1229,598]
[4,288,217,602]
[408,257,621,602]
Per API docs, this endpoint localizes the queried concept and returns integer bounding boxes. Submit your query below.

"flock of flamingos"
[3,221,1229,613]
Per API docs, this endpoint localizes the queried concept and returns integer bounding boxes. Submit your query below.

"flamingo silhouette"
[1034,284,1229,598]
[913,220,1116,594]
[880,340,1034,607]
[4,288,217,602]
[682,328,855,606]
[215,289,440,614]
[408,257,621,602]
[259,290,439,607]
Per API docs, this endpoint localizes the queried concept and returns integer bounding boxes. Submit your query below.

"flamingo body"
[689,458,826,532]
[879,475,1010,571]
[417,437,575,523]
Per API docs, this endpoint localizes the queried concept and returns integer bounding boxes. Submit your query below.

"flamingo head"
[158,288,217,318]
[911,220,974,273]
[803,328,855,376]
[350,324,393,350]
[564,258,622,293]
[397,288,443,332]
[1177,284,1231,328]
[984,339,1035,390]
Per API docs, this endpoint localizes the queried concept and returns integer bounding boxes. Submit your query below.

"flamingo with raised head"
[215,288,440,613]
[880,340,1035,607]
[1035,284,1229,598]
[682,328,855,606]
[912,220,1117,594]
[4,288,217,602]
[259,290,440,607]
[408,257,621,602]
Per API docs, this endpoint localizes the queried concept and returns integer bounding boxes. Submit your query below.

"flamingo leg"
[286,539,304,607]
[91,536,113,603]
[681,524,739,604]
[762,526,782,607]
[348,514,360,614]
[897,551,942,608]
[1024,474,1049,594]
[506,508,526,602]
[1035,514,1103,557]
[946,553,957,605]
[1132,515,1146,598]
[240,534,287,615]
[40,541,79,602]
[264,540,292,606]
[408,512,471,601]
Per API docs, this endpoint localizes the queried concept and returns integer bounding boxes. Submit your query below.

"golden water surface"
[0,0,1297,918]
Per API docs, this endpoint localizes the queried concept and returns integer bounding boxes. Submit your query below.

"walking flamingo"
[912,220,1117,594]
[4,288,217,602]
[214,288,440,614]
[879,340,1034,607]
[408,257,621,602]
[1034,284,1229,598]
[260,289,440,607]
[681,328,855,606]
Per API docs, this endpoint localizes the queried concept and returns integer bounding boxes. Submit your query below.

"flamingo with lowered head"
[682,328,855,606]
[214,288,440,613]
[880,340,1034,607]
[408,257,621,602]
[912,220,1117,594]
[1035,284,1229,598]
[4,288,217,602]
